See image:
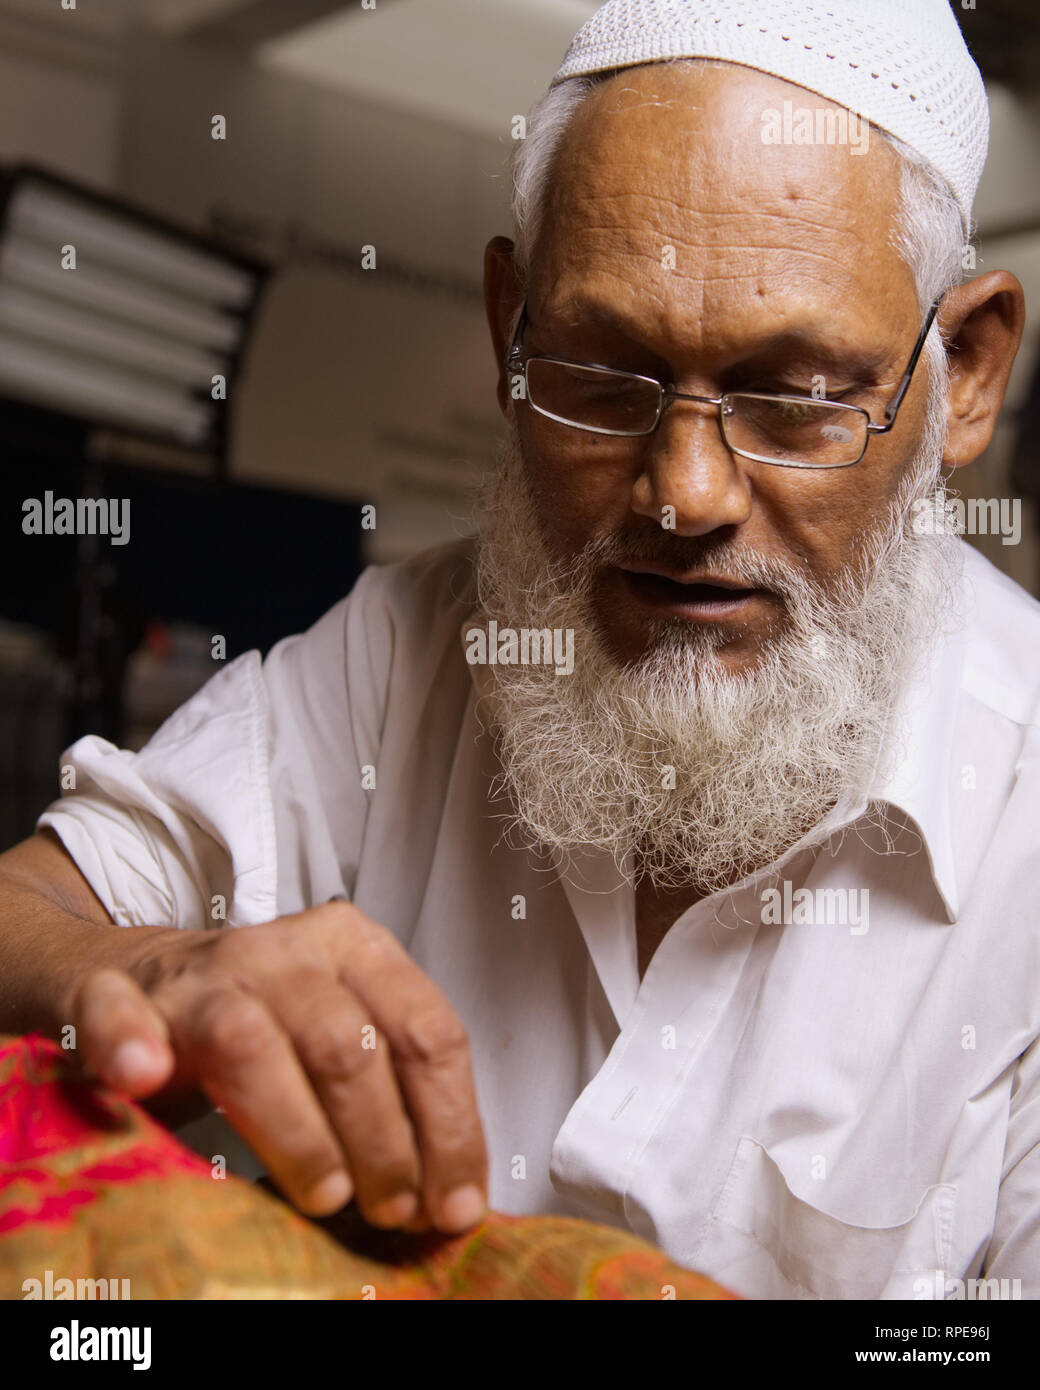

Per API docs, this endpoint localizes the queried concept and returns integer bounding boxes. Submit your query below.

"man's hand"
[61,901,488,1234]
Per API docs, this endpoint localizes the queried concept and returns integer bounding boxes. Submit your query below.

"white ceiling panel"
[258,0,599,136]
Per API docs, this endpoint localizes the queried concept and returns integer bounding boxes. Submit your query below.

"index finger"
[334,918,489,1233]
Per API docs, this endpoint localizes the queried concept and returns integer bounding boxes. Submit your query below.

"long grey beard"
[472,403,962,895]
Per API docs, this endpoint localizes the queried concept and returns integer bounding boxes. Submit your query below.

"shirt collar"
[857,579,967,924]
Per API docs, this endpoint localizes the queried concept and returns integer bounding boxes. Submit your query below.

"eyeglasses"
[504,297,942,469]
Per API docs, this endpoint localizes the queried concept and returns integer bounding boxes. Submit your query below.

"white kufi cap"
[553,0,987,234]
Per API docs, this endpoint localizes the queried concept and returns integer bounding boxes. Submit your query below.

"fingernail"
[110,1040,157,1086]
[305,1170,352,1215]
[369,1190,419,1228]
[437,1184,486,1232]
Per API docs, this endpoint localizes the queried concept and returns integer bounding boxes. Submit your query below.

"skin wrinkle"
[540,121,901,357]
[545,215,876,280]
[542,248,885,310]
[562,198,866,240]
[538,249,897,336]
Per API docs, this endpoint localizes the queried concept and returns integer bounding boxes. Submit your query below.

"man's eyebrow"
[544,296,897,379]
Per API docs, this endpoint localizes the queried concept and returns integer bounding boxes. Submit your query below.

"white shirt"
[39,537,1040,1300]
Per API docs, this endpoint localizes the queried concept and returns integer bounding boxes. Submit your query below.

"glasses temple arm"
[505,303,528,370]
[868,297,942,433]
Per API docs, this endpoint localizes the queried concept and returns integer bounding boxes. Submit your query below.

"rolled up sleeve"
[37,650,277,930]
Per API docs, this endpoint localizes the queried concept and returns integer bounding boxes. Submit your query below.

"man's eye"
[563,367,641,396]
[773,399,821,425]
[752,380,862,400]
[784,400,814,416]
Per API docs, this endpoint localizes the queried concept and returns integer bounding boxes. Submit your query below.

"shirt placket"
[548,804,870,1232]
[549,880,764,1228]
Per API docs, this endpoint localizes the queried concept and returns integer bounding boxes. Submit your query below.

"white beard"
[471,394,962,895]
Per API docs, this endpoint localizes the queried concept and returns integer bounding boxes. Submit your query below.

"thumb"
[71,966,174,1097]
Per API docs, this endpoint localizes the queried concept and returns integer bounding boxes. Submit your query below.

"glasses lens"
[723,393,868,467]
[526,359,660,434]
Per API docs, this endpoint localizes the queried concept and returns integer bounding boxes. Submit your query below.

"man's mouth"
[616,563,764,620]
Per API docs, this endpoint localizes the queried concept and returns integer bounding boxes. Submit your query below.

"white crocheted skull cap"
[552,0,987,235]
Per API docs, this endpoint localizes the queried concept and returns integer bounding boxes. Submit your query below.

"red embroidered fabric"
[0,1034,738,1300]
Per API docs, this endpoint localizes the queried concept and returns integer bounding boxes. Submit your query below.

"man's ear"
[940,269,1025,469]
[484,236,523,415]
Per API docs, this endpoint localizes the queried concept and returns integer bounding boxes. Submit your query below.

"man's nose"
[630,406,753,537]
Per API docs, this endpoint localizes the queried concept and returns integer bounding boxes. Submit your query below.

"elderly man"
[0,0,1033,1300]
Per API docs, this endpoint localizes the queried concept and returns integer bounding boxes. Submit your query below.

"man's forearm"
[0,879,164,1037]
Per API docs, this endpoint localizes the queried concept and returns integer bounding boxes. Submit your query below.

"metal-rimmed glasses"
[504,297,942,469]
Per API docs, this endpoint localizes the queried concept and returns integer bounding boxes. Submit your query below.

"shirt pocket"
[693,1135,957,1300]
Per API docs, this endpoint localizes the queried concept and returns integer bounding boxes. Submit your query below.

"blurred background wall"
[0,0,1037,848]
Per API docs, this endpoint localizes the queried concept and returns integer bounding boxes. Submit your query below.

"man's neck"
[634,877,705,979]
[632,833,825,977]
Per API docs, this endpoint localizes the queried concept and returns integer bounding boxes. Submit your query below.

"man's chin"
[590,580,788,676]
[597,629,768,681]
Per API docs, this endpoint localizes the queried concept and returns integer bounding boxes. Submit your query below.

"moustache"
[576,529,809,601]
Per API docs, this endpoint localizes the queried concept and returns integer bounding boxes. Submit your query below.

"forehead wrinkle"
[542,225,881,328]
[553,157,893,240]
[555,187,887,271]
[546,83,902,282]
[539,264,905,375]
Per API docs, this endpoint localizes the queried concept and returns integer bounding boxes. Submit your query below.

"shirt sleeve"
[37,649,279,930]
[36,569,385,931]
